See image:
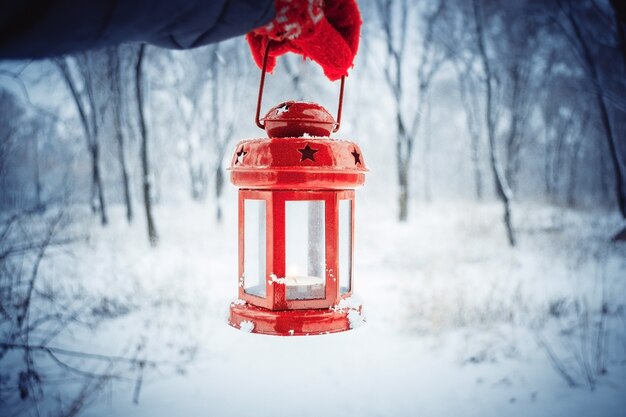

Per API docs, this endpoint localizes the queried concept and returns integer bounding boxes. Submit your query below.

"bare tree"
[501,57,534,191]
[209,44,227,222]
[478,2,548,194]
[208,42,248,222]
[541,80,590,206]
[135,45,158,246]
[565,112,590,207]
[0,89,24,189]
[107,47,134,223]
[453,58,484,200]
[376,0,447,221]
[55,54,109,226]
[26,118,50,212]
[610,0,626,70]
[171,50,211,202]
[555,0,626,241]
[0,205,189,414]
[472,0,516,246]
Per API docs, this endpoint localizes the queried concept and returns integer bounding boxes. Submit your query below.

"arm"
[0,0,274,59]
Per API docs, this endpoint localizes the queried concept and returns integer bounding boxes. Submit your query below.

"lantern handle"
[255,40,346,133]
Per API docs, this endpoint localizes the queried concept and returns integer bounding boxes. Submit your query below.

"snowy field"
[6,198,625,417]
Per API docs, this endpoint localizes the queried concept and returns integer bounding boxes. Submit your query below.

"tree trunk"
[613,226,626,242]
[504,68,522,192]
[609,0,626,240]
[455,63,484,200]
[135,44,158,247]
[471,134,483,200]
[183,134,207,201]
[610,0,626,70]
[117,133,133,223]
[396,115,411,222]
[82,56,108,226]
[377,0,413,222]
[566,128,584,207]
[215,162,224,222]
[56,58,107,225]
[473,0,516,246]
[566,6,626,220]
[593,78,626,218]
[32,133,43,212]
[109,47,133,223]
[396,135,411,223]
[91,146,108,226]
[421,90,431,202]
[211,48,223,221]
[398,175,408,222]
[397,155,409,222]
[86,140,107,226]
[90,177,98,214]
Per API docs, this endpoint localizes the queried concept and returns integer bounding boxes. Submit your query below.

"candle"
[285,275,325,300]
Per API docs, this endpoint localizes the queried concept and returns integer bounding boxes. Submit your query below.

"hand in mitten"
[246,0,361,81]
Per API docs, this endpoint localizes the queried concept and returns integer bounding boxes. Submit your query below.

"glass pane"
[244,200,266,297]
[285,201,325,300]
[339,199,352,294]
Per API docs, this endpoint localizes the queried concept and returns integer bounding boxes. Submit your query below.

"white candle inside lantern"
[285,275,325,300]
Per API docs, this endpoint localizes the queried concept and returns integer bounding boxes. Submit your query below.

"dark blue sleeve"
[0,0,274,59]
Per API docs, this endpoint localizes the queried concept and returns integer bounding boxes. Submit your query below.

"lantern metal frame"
[238,189,355,311]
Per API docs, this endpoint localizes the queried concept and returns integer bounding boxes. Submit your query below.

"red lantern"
[228,46,367,336]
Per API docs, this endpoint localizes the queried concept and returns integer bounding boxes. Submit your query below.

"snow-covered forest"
[1,0,625,416]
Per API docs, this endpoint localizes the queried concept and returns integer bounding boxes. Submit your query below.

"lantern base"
[229,299,364,336]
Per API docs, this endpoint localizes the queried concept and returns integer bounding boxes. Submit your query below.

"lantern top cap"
[263,101,336,138]
[228,134,367,190]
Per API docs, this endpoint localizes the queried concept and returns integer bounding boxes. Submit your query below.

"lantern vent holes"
[298,144,319,162]
[275,103,290,115]
[236,147,247,165]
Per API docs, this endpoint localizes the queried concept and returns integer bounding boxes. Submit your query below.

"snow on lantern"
[227,50,367,336]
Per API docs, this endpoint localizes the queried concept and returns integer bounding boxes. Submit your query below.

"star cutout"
[298,144,318,162]
[351,148,361,165]
[235,147,247,165]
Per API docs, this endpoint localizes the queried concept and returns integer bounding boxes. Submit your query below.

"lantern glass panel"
[244,199,266,297]
[339,199,352,294]
[285,200,326,300]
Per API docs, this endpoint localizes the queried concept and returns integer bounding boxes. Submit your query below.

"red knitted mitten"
[246,0,361,81]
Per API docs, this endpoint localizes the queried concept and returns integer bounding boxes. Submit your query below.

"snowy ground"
[11,199,626,417]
